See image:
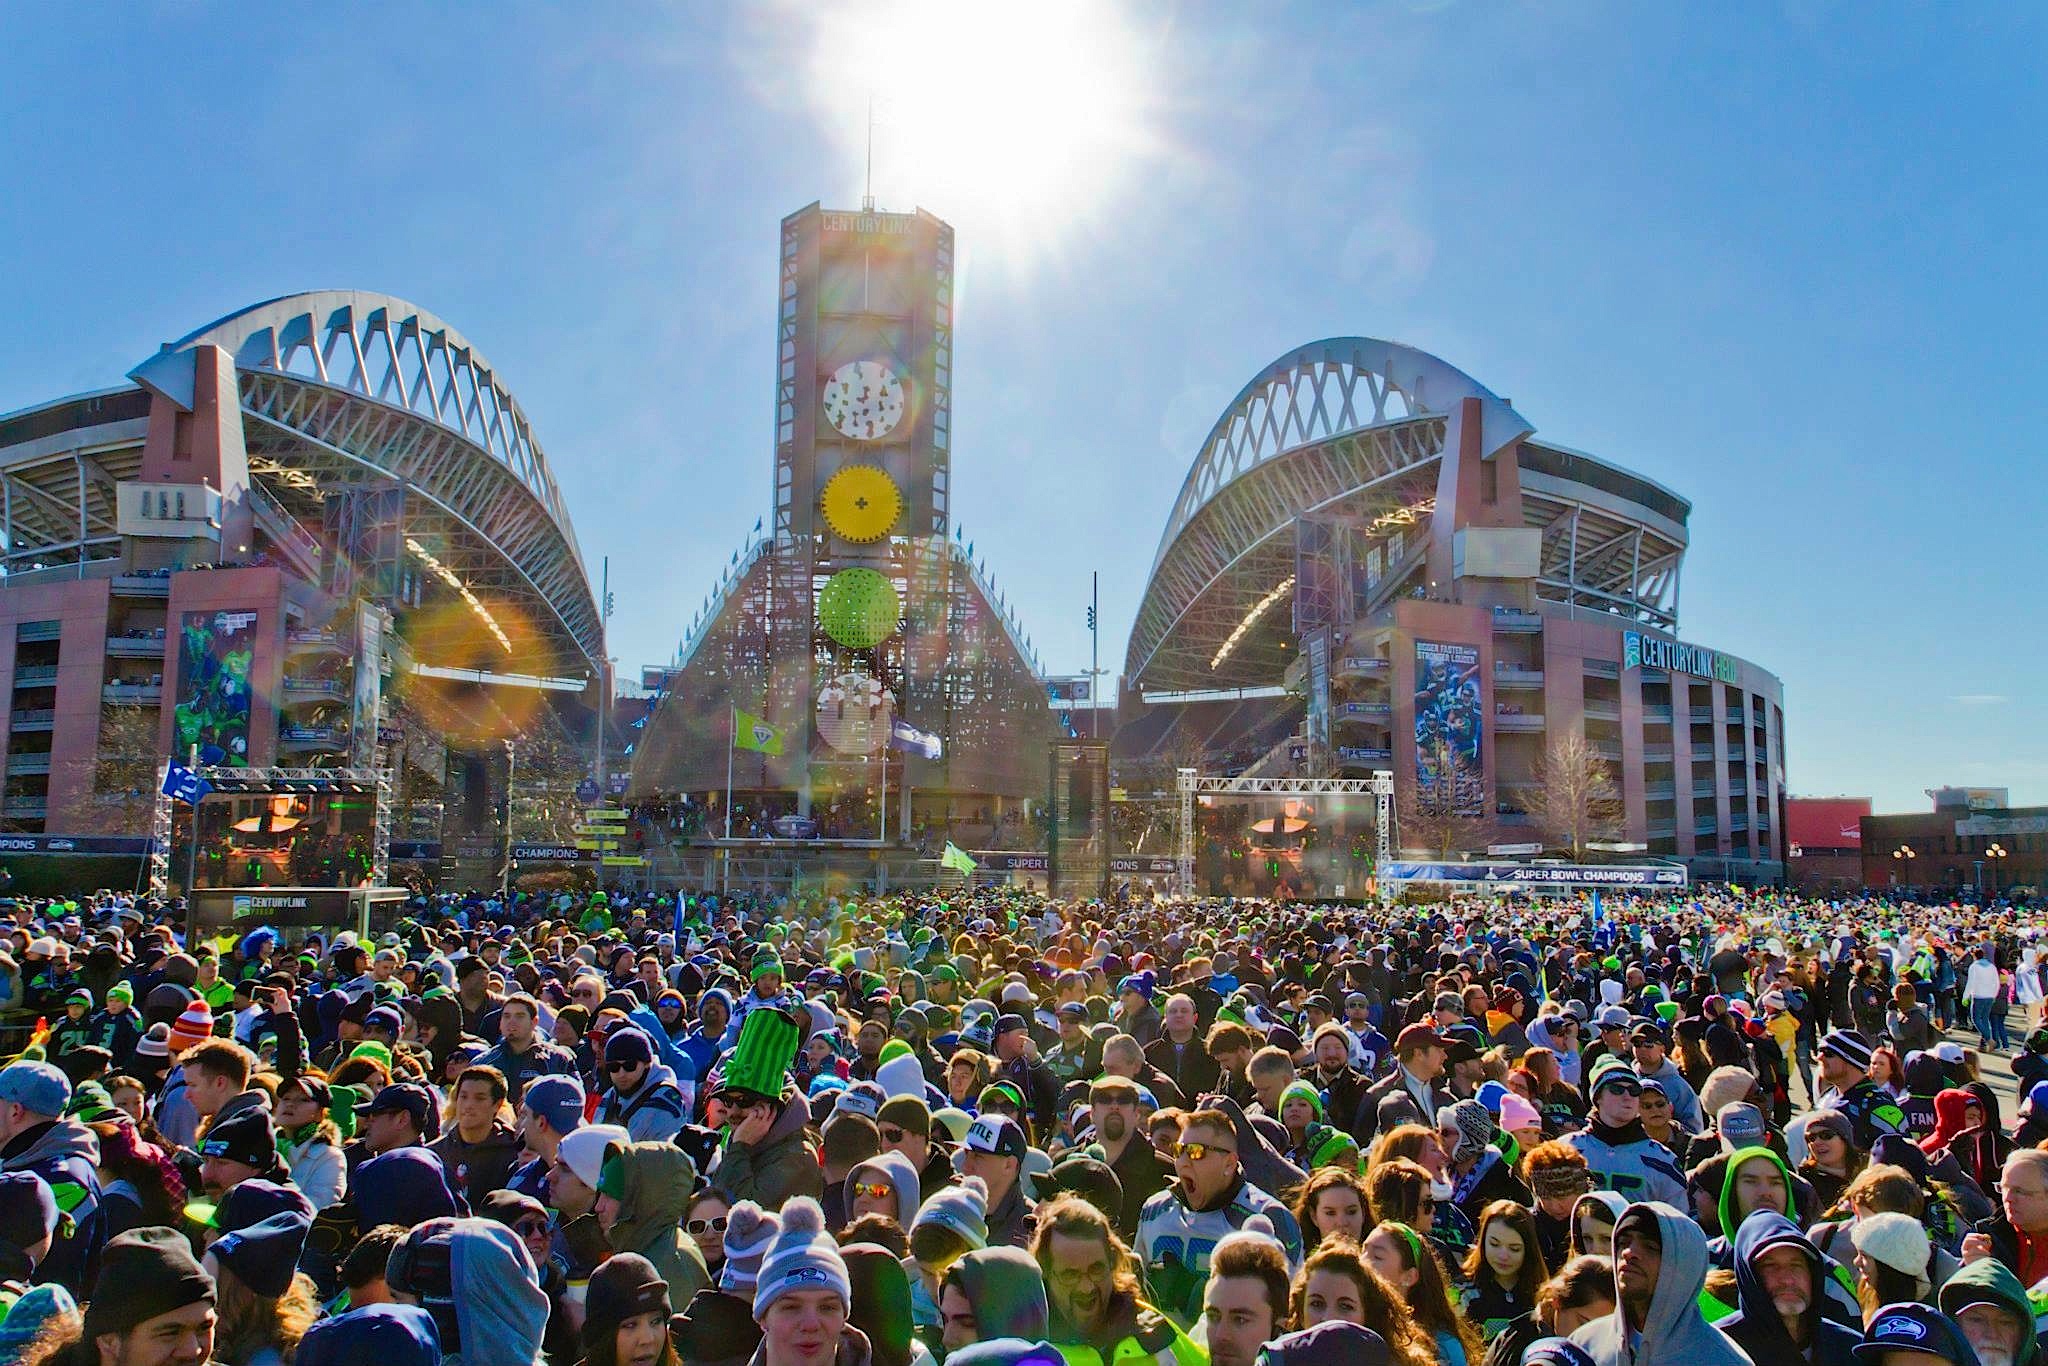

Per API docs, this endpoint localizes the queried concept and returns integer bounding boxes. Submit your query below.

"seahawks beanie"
[911,1175,989,1252]
[753,1197,850,1318]
[721,1201,780,1296]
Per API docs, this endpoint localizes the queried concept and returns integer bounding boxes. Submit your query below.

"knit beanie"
[1851,1212,1931,1283]
[876,1050,927,1101]
[1278,1081,1324,1122]
[878,1093,931,1139]
[721,1201,781,1295]
[1497,1091,1542,1134]
[80,1228,215,1341]
[136,1022,172,1059]
[1445,1099,1494,1159]
[753,1197,851,1319]
[107,981,134,1007]
[912,1175,989,1252]
[582,1252,671,1351]
[166,1001,216,1056]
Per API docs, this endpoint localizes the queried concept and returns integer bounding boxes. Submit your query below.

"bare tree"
[507,705,589,844]
[67,705,164,834]
[1534,731,1624,858]
[1397,739,1496,859]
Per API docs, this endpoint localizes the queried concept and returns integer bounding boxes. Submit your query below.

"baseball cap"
[185,1177,314,1232]
[1851,1303,1974,1363]
[993,1013,1028,1038]
[357,1082,439,1137]
[0,1061,70,1118]
[1596,1005,1630,1029]
[1055,1001,1087,1020]
[963,1114,1027,1161]
[197,1109,280,1172]
[1931,1040,1965,1065]
[520,1076,585,1134]
[1394,1024,1447,1054]
[1717,1102,1768,1150]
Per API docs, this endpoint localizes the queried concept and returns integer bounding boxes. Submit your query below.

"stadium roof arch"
[124,290,602,671]
[1127,337,1688,694]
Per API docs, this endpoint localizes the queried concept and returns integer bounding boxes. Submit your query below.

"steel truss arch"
[129,291,599,669]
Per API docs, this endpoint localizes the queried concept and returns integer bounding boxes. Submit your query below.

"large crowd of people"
[0,881,2044,1366]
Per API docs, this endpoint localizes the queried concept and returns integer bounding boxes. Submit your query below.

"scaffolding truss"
[149,764,393,899]
[1174,766,1393,901]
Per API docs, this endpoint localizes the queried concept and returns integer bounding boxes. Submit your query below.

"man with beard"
[1084,1076,1169,1239]
[1302,1026,1367,1137]
[1045,1002,1104,1090]
[1713,1210,1861,1366]
[1940,1253,2039,1366]
[1571,1202,1752,1366]
[1033,1194,1204,1366]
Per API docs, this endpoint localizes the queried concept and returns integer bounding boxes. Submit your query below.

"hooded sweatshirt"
[947,1246,1050,1342]
[847,1150,923,1229]
[606,1140,712,1304]
[0,1117,101,1294]
[1569,1201,1754,1366]
[1712,1211,1859,1366]
[711,1086,825,1207]
[1938,1251,2042,1366]
[450,1216,550,1366]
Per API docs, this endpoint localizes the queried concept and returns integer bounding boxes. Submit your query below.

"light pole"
[1892,844,1915,889]
[1988,842,2009,898]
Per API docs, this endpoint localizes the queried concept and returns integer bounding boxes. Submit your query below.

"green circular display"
[817,568,900,649]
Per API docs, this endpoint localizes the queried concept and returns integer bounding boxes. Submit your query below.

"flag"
[940,842,977,875]
[888,717,943,761]
[733,709,783,756]
[162,764,212,805]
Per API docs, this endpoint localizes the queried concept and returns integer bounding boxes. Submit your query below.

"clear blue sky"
[2,4,2042,813]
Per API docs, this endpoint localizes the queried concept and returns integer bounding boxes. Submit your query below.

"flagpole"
[725,704,736,841]
[878,752,887,846]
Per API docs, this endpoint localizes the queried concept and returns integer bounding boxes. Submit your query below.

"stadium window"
[1481,460,1498,504]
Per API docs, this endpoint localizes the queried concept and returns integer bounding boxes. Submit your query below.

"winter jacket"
[0,1118,101,1295]
[1938,1251,2042,1366]
[604,1141,712,1305]
[1048,1292,1206,1366]
[1712,1211,1860,1366]
[428,1121,523,1206]
[710,1086,824,1207]
[448,1216,550,1366]
[1134,1176,1303,1327]
[474,1034,577,1104]
[596,1063,690,1143]
[1570,1201,1754,1366]
[282,1130,348,1210]
[1561,1119,1687,1208]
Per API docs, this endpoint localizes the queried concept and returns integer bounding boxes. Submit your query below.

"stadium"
[1114,337,1786,888]
[0,291,605,893]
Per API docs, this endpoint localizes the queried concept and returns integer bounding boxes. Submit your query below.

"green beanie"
[750,957,785,983]
[1280,1080,1325,1122]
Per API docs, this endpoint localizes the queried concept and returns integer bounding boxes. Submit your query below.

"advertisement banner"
[173,609,258,766]
[1386,861,1687,888]
[351,602,388,768]
[1414,640,1482,813]
[1305,629,1331,758]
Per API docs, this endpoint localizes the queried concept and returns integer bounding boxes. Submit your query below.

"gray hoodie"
[1570,1201,1754,1366]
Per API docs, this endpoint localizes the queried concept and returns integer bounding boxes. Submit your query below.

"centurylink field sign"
[1622,630,1740,684]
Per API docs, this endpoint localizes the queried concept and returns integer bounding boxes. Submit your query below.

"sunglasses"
[1172,1141,1235,1161]
[513,1218,549,1237]
[1598,1081,1643,1098]
[849,1182,895,1201]
[879,1125,910,1143]
[606,1060,642,1073]
[686,1216,729,1236]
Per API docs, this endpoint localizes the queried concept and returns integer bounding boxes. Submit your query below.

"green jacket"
[1052,1294,1207,1366]
[1939,1253,2040,1366]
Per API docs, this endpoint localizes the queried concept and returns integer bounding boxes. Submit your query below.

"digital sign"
[1622,630,1740,684]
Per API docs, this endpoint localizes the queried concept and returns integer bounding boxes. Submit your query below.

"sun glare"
[796,0,1161,265]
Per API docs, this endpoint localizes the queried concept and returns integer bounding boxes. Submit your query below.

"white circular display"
[815,670,896,755]
[822,360,907,441]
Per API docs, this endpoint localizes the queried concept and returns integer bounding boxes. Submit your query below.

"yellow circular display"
[820,464,903,544]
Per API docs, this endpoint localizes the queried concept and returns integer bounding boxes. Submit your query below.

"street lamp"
[1988,842,2009,897]
[1892,845,1916,888]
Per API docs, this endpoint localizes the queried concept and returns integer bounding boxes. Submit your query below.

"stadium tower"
[631,203,1052,845]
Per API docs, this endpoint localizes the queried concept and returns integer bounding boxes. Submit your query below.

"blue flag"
[162,764,212,805]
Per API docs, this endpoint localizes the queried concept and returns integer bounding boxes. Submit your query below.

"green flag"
[733,709,783,755]
[940,842,977,875]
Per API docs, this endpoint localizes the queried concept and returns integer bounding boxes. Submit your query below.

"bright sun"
[793,0,1163,265]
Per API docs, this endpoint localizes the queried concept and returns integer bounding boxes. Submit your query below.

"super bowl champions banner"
[1414,639,1482,814]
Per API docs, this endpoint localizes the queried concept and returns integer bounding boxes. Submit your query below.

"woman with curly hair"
[1292,1167,1371,1250]
[91,1117,186,1238]
[1290,1239,1439,1366]
[1363,1222,1481,1366]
